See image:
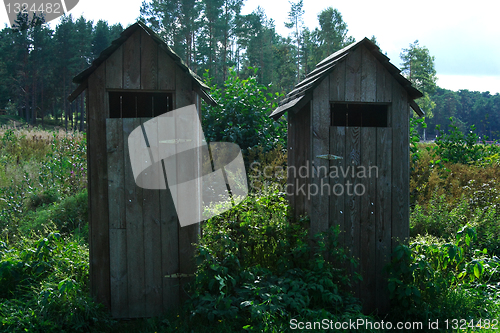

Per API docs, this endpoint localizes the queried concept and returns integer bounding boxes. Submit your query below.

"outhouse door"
[327,124,392,313]
[105,117,181,318]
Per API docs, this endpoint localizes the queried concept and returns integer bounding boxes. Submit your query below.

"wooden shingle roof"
[69,21,216,106]
[269,37,424,120]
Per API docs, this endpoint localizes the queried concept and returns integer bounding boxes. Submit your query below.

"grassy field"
[0,126,499,332]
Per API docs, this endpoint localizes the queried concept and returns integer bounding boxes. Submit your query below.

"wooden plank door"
[107,118,180,318]
[328,126,392,314]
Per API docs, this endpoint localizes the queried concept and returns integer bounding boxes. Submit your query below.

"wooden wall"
[87,27,201,318]
[287,102,311,219]
[291,44,410,314]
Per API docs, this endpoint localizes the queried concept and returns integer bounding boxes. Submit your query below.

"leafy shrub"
[411,192,500,257]
[411,193,469,240]
[187,190,371,332]
[0,232,112,332]
[409,116,427,166]
[27,188,60,209]
[433,118,485,165]
[202,68,287,155]
[388,226,500,321]
[246,145,287,194]
[20,190,88,237]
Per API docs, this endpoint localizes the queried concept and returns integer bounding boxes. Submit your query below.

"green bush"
[187,190,372,332]
[202,68,287,155]
[432,117,500,167]
[0,232,112,332]
[411,191,500,257]
[434,118,484,165]
[388,225,500,322]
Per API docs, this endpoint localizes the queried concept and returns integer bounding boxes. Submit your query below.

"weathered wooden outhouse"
[270,38,423,314]
[68,22,216,318]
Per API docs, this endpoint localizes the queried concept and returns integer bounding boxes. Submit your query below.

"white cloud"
[437,75,500,94]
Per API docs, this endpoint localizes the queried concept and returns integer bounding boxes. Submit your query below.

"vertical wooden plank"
[360,46,376,102]
[344,126,360,296]
[345,48,362,102]
[359,127,377,313]
[287,113,296,217]
[329,126,345,249]
[87,64,111,310]
[158,48,176,91]
[159,112,180,311]
[290,103,311,219]
[175,68,199,303]
[376,127,392,314]
[123,118,146,317]
[107,119,125,229]
[141,30,158,90]
[107,119,128,318]
[376,61,392,103]
[109,229,128,318]
[123,30,141,89]
[330,60,346,102]
[106,45,123,89]
[141,117,163,316]
[391,82,410,251]
[310,78,330,240]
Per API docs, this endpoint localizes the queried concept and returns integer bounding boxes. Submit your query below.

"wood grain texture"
[141,117,163,316]
[376,127,392,314]
[329,126,345,249]
[289,103,311,219]
[310,78,330,239]
[391,79,410,251]
[109,228,128,318]
[159,112,180,312]
[175,71,199,302]
[141,30,158,90]
[107,119,125,229]
[360,46,376,102]
[287,113,296,216]
[158,48,176,91]
[106,45,123,89]
[87,64,111,309]
[123,118,146,318]
[359,127,376,313]
[376,60,392,103]
[161,186,180,311]
[345,48,361,102]
[344,126,361,297]
[123,30,141,89]
[329,60,346,102]
[107,119,128,318]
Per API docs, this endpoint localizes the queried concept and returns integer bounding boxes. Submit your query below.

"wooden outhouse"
[270,38,423,314]
[68,22,216,318]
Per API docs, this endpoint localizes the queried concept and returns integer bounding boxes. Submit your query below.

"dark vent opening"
[109,92,173,118]
[331,103,388,127]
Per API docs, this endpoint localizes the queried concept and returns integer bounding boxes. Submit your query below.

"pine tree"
[284,0,304,82]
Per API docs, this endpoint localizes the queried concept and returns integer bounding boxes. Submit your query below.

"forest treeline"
[0,0,499,140]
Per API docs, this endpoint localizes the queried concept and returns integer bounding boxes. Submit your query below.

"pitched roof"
[269,37,424,120]
[69,21,216,105]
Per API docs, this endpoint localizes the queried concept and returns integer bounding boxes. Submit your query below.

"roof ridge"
[69,21,215,105]
[270,37,423,120]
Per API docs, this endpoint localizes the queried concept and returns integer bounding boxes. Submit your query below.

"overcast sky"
[2,0,499,94]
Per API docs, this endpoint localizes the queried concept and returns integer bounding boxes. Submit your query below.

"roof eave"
[69,21,216,105]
